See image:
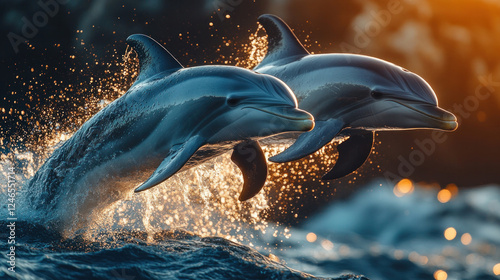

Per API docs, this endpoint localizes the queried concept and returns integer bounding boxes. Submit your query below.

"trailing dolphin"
[27,34,314,226]
[254,14,457,180]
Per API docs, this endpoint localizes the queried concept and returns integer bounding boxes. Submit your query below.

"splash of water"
[0,35,293,245]
[1,24,377,247]
[234,24,268,69]
[225,24,381,224]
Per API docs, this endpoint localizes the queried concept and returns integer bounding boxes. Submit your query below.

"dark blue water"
[294,183,500,280]
[1,151,499,280]
[0,224,347,280]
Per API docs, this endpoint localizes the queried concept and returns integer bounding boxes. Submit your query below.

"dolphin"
[254,14,457,180]
[27,33,314,221]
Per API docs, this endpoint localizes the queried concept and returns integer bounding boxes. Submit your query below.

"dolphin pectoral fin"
[269,119,344,163]
[256,14,309,68]
[127,34,184,83]
[231,140,268,201]
[134,136,204,192]
[322,131,374,180]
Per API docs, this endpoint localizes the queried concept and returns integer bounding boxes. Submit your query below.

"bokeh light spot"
[494,263,500,275]
[444,227,457,241]
[461,233,472,245]
[321,240,334,250]
[306,232,317,243]
[394,178,414,197]
[434,270,448,280]
[445,183,459,197]
[438,189,452,203]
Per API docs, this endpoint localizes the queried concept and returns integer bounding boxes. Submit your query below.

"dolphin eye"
[227,97,241,106]
[371,91,383,99]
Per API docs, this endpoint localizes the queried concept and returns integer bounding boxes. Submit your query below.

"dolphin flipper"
[269,119,344,163]
[231,140,268,201]
[322,131,374,180]
[256,14,309,68]
[134,136,205,192]
[126,34,183,83]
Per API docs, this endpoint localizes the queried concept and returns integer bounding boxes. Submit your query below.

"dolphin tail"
[134,136,205,192]
[322,131,374,180]
[231,140,268,201]
[269,119,344,163]
[126,34,183,83]
[255,14,309,69]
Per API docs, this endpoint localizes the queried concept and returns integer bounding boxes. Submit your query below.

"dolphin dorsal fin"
[257,14,309,67]
[126,34,183,83]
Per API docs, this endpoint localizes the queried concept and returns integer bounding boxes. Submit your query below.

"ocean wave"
[0,222,367,280]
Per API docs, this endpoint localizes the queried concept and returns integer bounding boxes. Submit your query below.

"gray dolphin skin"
[254,14,458,180]
[28,33,314,218]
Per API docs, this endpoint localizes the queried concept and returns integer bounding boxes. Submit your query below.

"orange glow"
[268,254,280,262]
[494,263,500,275]
[444,227,457,241]
[437,189,452,203]
[477,111,487,122]
[461,233,472,245]
[434,270,448,280]
[445,184,459,197]
[394,179,414,197]
[306,232,317,243]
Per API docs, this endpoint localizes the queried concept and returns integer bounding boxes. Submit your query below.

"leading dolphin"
[27,34,314,226]
[254,14,457,180]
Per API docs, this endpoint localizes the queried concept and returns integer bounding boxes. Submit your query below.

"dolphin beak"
[246,106,315,131]
[392,101,458,131]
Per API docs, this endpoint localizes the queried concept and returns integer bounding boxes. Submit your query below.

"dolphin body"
[28,34,314,225]
[254,14,458,180]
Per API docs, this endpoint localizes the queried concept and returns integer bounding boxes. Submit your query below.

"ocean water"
[1,148,499,280]
[293,183,500,280]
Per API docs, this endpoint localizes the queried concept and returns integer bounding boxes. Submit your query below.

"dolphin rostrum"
[27,34,314,223]
[254,14,457,180]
